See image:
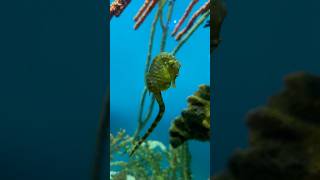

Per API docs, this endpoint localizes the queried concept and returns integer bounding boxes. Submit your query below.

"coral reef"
[214,72,320,180]
[110,129,193,179]
[110,0,131,20]
[169,84,210,148]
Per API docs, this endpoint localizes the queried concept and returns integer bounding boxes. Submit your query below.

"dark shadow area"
[0,1,107,180]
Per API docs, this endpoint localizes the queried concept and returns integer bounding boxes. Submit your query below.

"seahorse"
[129,52,181,157]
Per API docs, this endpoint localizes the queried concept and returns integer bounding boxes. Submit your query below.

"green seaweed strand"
[160,0,175,52]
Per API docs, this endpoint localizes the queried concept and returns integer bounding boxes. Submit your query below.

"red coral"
[133,0,159,30]
[110,0,131,20]
[174,0,210,40]
[171,0,199,36]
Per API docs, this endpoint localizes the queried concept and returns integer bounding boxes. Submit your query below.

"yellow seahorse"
[129,52,181,157]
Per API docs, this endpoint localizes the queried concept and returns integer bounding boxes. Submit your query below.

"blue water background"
[110,1,210,179]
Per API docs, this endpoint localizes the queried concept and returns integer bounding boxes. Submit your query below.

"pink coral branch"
[175,0,210,40]
[110,0,131,20]
[134,0,158,30]
[134,0,152,21]
[171,0,199,37]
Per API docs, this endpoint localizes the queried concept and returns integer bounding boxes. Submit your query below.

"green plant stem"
[170,147,178,180]
[133,88,148,139]
[172,10,210,56]
[143,95,156,123]
[159,0,167,31]
[160,0,175,52]
[182,143,192,180]
[145,8,160,77]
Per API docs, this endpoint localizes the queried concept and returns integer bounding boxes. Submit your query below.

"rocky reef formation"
[169,84,210,148]
[214,72,320,180]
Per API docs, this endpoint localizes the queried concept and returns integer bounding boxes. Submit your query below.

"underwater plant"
[213,72,320,180]
[110,129,193,179]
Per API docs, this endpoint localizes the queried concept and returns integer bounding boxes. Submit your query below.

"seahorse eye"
[168,60,175,66]
[168,60,179,70]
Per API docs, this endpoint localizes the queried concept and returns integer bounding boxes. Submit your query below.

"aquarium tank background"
[110,0,210,179]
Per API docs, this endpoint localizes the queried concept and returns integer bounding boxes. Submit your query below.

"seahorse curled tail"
[129,92,164,157]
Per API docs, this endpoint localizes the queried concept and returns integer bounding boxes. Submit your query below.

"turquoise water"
[110,1,210,179]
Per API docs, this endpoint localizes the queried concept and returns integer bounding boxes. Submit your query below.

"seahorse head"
[162,53,180,88]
